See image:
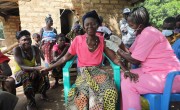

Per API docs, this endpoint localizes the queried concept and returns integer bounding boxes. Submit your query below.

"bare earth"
[14,79,66,110]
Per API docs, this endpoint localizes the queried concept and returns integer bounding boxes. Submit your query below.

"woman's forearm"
[48,57,66,71]
[48,53,73,71]
[117,49,140,65]
[21,66,35,71]
[114,59,129,72]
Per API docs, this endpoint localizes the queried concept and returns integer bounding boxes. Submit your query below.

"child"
[32,33,45,61]
[51,34,69,88]
[32,33,41,47]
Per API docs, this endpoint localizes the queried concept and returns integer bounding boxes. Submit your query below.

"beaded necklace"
[86,37,98,50]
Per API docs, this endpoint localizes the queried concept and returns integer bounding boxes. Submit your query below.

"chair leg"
[143,95,161,110]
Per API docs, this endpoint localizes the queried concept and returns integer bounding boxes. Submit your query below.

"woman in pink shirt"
[117,7,180,110]
[41,10,130,110]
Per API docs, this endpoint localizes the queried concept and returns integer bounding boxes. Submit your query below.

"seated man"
[0,50,16,95]
[13,30,50,110]
[119,8,136,48]
[162,16,176,44]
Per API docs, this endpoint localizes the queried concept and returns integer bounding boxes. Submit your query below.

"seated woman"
[0,51,16,95]
[41,10,133,110]
[13,30,50,110]
[51,34,69,88]
[115,7,180,110]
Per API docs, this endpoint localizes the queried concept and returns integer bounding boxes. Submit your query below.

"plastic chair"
[142,71,180,110]
[62,54,121,109]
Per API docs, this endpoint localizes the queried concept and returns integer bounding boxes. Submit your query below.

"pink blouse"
[129,26,180,78]
[68,34,104,67]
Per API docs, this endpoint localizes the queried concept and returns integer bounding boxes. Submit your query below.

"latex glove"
[105,40,119,52]
[109,35,122,45]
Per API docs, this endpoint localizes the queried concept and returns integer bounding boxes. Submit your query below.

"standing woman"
[40,14,57,65]
[41,10,134,110]
[117,7,180,110]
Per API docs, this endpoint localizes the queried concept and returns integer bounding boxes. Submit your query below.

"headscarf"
[45,14,53,23]
[82,10,101,27]
[16,30,30,40]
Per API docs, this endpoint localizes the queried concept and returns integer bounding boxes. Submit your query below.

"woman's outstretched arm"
[42,52,74,72]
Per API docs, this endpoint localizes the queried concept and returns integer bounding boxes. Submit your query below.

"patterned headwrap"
[45,14,53,23]
[82,10,101,27]
[16,30,30,40]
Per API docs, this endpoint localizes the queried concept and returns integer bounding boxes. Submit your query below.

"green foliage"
[136,0,180,29]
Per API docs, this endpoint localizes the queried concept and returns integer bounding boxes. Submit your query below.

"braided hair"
[45,14,53,23]
[129,7,151,27]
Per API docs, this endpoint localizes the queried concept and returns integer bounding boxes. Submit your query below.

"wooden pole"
[1,42,19,54]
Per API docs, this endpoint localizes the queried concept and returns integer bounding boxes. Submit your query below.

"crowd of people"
[0,6,180,110]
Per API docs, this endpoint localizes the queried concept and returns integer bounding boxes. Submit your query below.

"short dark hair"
[16,30,30,40]
[163,17,176,29]
[32,33,40,38]
[164,17,176,24]
[129,7,150,27]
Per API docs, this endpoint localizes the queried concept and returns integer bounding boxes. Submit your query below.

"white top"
[119,18,136,48]
[97,26,112,35]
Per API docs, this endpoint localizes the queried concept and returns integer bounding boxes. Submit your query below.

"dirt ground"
[14,79,66,110]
